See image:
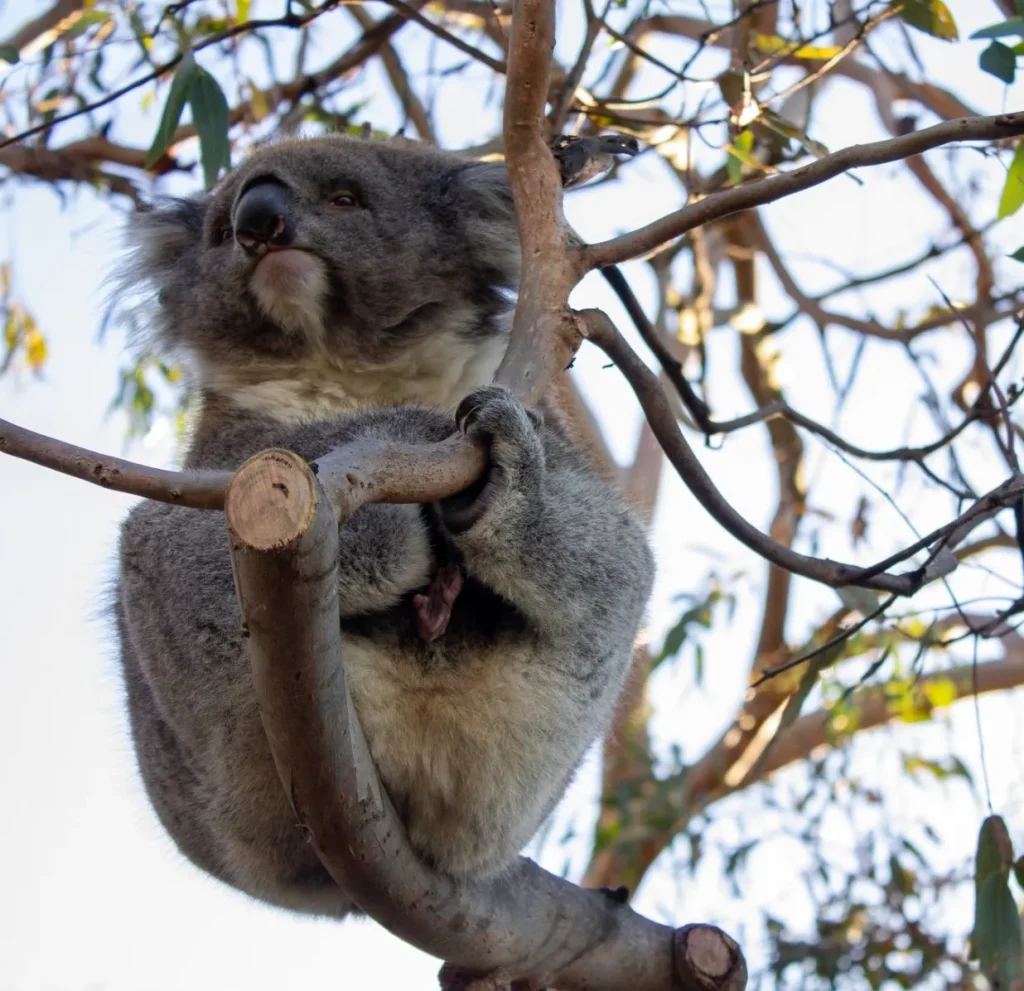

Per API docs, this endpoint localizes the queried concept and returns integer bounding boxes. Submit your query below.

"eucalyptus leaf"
[892,0,959,41]
[999,144,1024,220]
[971,17,1024,40]
[145,52,198,168]
[973,871,1023,989]
[980,41,1017,83]
[188,67,231,189]
[836,586,880,616]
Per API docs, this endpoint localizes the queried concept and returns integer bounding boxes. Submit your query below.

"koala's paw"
[439,386,544,534]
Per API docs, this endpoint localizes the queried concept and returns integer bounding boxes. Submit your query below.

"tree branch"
[2,0,84,54]
[224,447,745,991]
[0,0,356,153]
[578,113,1024,270]
[348,7,436,142]
[0,9,420,190]
[715,642,1024,804]
[0,415,230,509]
[579,308,1024,596]
[493,0,578,400]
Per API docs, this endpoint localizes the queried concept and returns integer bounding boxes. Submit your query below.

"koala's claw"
[413,563,464,642]
[441,386,543,534]
[454,388,490,435]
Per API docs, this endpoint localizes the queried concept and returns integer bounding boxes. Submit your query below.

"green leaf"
[1010,245,1024,263]
[1015,856,1024,891]
[971,17,1024,39]
[188,67,231,190]
[976,815,1014,893]
[237,0,252,22]
[902,753,975,787]
[892,0,959,41]
[980,41,1017,83]
[974,872,1023,988]
[999,144,1024,220]
[654,590,719,670]
[726,129,755,185]
[0,43,19,64]
[1018,0,1024,18]
[145,52,198,168]
[759,108,829,157]
[836,585,880,616]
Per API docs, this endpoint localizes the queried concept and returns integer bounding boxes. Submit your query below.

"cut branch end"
[225,448,319,551]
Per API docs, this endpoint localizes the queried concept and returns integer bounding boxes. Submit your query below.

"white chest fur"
[205,327,507,422]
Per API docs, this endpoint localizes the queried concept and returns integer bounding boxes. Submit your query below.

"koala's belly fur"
[119,534,590,918]
[343,630,576,880]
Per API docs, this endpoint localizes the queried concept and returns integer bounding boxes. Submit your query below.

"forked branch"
[225,448,745,990]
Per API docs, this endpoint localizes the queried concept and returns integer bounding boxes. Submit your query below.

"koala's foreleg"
[437,386,653,654]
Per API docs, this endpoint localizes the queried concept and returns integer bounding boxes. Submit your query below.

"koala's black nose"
[234,180,295,256]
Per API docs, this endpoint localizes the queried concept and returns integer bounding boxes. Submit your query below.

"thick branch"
[225,448,745,991]
[594,617,1024,888]
[494,0,578,402]
[579,113,1024,270]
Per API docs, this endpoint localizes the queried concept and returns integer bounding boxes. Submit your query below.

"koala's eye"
[328,191,358,208]
[217,227,233,245]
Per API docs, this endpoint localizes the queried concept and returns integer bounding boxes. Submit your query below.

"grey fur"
[114,135,654,918]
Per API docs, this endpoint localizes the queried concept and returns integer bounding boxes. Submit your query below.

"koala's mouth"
[251,247,322,294]
[249,247,329,342]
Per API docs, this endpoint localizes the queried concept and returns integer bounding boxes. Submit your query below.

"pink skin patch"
[252,248,321,295]
[413,563,464,642]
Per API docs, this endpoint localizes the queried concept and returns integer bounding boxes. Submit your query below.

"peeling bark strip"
[225,447,746,990]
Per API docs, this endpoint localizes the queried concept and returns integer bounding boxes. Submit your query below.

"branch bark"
[578,113,1024,270]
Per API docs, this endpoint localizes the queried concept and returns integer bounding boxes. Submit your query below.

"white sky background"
[0,0,1023,987]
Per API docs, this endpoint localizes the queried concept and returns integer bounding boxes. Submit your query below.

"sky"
[1,1,1023,988]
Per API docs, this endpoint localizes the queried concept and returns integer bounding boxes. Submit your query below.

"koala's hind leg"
[335,502,436,617]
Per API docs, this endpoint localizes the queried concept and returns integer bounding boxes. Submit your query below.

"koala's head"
[118,136,521,416]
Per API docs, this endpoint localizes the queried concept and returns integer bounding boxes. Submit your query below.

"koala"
[113,135,655,919]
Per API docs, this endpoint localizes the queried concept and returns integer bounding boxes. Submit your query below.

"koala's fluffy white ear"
[111,197,208,357]
[126,197,207,280]
[454,161,520,287]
